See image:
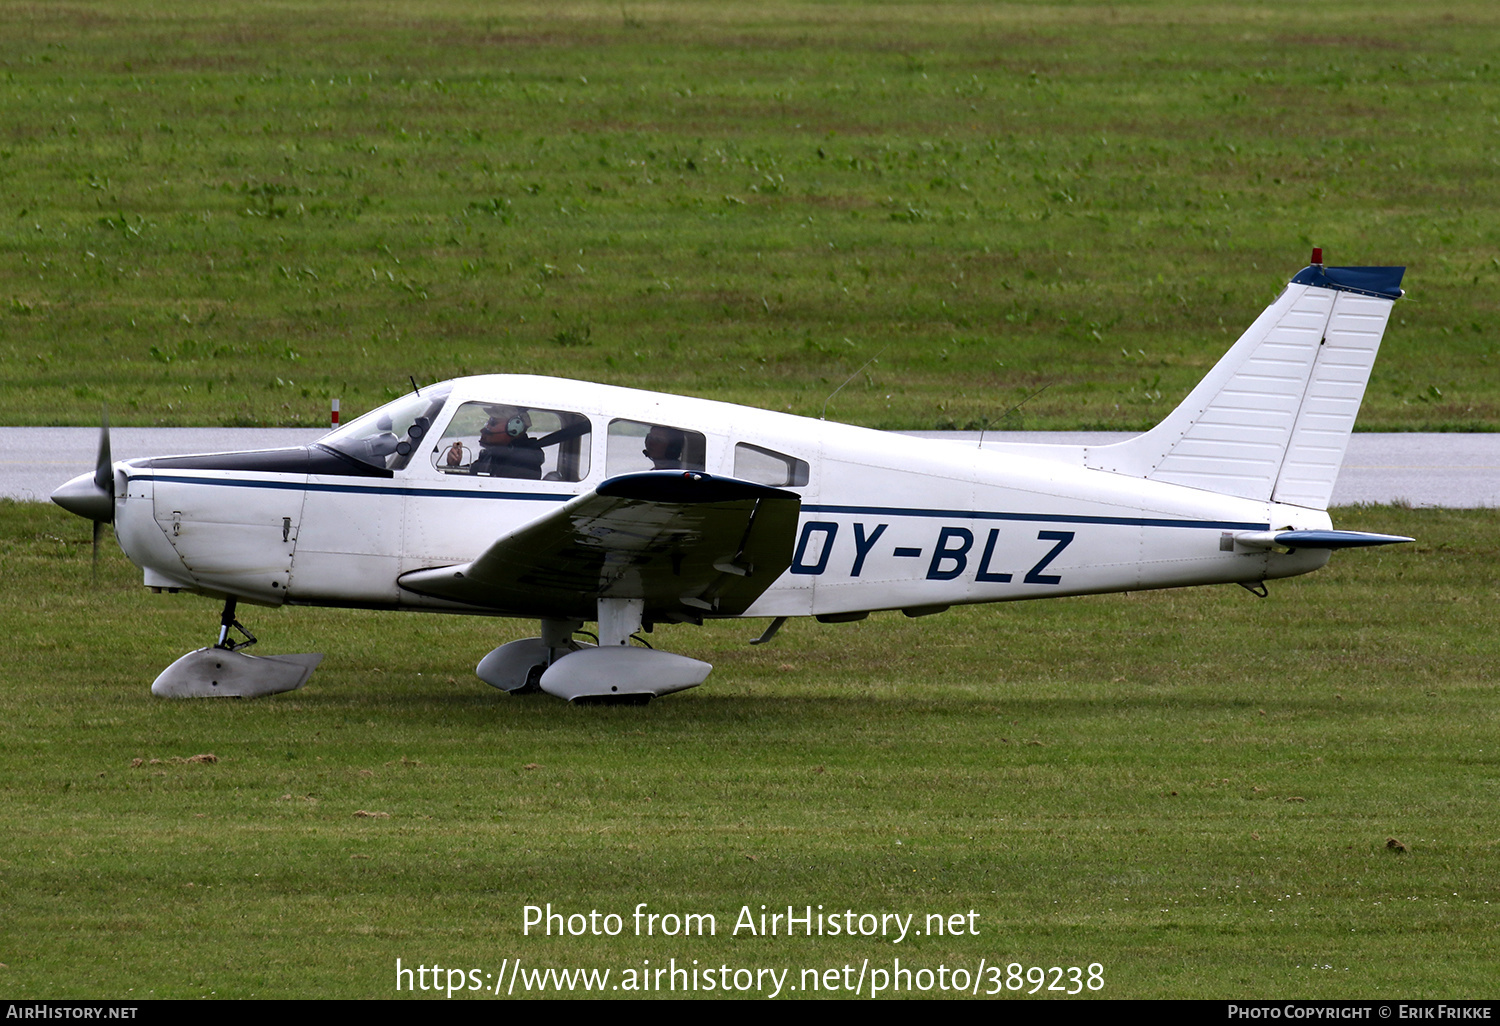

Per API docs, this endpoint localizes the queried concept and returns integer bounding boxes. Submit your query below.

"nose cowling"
[52,470,115,523]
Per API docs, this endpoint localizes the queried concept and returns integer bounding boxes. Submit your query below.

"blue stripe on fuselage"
[145,473,573,503]
[804,503,1267,532]
[140,472,1268,531]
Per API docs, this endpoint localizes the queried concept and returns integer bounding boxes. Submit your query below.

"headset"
[486,407,531,438]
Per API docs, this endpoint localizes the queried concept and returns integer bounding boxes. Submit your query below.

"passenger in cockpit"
[644,425,688,470]
[471,406,545,479]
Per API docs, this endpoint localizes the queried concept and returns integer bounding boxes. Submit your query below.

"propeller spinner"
[51,411,116,525]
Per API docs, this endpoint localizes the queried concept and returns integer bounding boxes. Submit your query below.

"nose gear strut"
[215,598,258,652]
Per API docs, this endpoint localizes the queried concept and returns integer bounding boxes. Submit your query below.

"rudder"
[1083,257,1404,510]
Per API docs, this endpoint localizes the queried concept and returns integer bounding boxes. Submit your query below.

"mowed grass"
[0,500,1495,999]
[2,0,1499,431]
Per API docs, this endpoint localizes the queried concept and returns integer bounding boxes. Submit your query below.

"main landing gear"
[476,599,712,704]
[150,597,323,699]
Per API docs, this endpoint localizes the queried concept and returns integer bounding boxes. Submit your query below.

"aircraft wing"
[397,472,802,620]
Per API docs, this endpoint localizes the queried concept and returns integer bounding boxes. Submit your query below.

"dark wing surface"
[398,472,801,620]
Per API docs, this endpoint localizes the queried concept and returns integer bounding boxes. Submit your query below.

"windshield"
[318,384,453,471]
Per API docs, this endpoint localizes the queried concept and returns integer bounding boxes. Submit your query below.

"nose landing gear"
[150,597,324,699]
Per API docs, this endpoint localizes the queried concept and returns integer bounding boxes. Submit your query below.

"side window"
[607,419,706,476]
[432,402,591,482]
[734,443,809,487]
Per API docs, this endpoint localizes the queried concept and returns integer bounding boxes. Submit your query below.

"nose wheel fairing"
[150,596,324,699]
[151,648,323,699]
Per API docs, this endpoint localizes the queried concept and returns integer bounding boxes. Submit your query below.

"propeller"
[91,408,113,572]
[93,407,112,497]
[51,409,116,569]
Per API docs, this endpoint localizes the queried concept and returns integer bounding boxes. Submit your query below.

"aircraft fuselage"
[108,373,1329,621]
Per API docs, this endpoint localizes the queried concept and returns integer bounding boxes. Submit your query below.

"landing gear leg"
[596,598,644,648]
[150,596,322,699]
[215,597,258,652]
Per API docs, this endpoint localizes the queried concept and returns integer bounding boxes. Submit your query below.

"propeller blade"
[93,407,112,495]
[92,519,102,579]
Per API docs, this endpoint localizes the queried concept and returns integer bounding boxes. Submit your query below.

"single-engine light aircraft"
[53,253,1412,702]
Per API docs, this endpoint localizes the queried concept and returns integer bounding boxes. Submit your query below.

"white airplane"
[53,252,1412,702]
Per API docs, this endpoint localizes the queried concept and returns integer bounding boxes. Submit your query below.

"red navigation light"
[1311,247,1324,266]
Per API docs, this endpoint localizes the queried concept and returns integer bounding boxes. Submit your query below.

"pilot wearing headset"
[470,405,545,479]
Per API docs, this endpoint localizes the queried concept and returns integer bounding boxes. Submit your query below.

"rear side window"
[734,443,809,487]
[607,419,706,476]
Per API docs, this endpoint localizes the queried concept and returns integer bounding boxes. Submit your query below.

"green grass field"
[1,501,1496,998]
[4,0,1498,1002]
[2,0,1498,430]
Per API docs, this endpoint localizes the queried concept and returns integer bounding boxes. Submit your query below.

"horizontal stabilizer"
[1233,529,1413,551]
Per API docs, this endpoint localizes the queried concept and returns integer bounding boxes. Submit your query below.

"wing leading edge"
[397,472,802,620]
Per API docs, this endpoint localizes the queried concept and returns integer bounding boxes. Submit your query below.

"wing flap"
[398,472,801,619]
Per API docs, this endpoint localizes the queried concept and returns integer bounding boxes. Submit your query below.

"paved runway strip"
[4,427,1497,507]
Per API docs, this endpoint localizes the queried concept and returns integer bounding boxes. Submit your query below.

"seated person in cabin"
[644,425,688,470]
[470,406,545,479]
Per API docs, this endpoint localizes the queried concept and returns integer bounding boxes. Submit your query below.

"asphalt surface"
[7,427,1499,507]
[908,431,1500,508]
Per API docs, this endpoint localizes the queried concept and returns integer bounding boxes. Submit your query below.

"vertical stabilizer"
[1083,260,1404,510]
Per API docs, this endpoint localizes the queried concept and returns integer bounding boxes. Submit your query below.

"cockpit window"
[734,442,809,487]
[318,385,452,471]
[607,419,706,476]
[432,401,592,482]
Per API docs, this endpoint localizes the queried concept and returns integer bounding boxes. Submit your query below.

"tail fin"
[1084,256,1405,510]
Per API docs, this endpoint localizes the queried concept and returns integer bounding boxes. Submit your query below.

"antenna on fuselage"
[409,375,422,396]
[821,342,890,420]
[977,382,1052,450]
